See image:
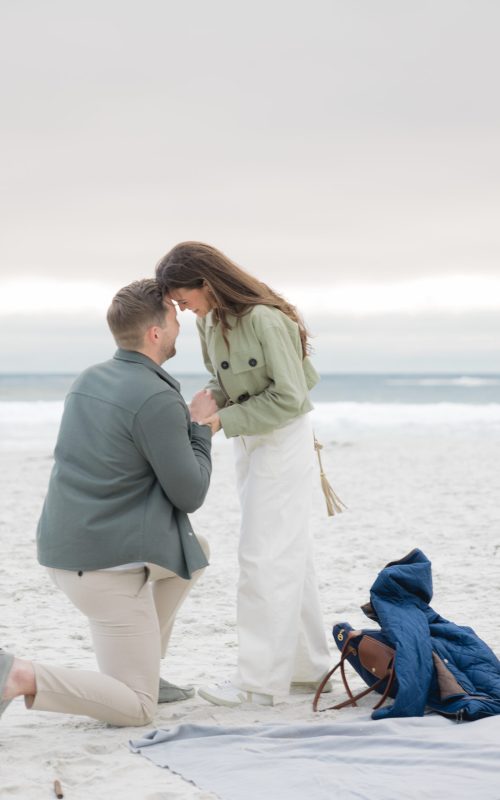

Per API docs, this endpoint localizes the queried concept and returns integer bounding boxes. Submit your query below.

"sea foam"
[312,402,500,428]
[1,400,499,430]
[386,377,500,388]
[0,400,64,424]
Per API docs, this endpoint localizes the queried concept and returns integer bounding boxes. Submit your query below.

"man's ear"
[145,325,159,346]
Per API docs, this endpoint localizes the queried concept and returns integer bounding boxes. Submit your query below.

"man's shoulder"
[70,356,182,415]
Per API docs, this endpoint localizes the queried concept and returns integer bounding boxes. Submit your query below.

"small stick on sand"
[53,779,64,798]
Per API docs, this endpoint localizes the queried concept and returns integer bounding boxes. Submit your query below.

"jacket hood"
[370,549,433,607]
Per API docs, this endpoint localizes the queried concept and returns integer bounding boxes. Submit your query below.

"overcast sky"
[1,0,499,373]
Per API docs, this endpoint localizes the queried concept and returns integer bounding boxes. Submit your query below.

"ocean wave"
[312,402,500,426]
[1,400,499,428]
[0,401,64,424]
[386,377,500,387]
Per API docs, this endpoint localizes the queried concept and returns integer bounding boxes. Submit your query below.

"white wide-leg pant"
[232,413,331,696]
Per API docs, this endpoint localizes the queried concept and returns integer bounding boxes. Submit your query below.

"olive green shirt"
[196,305,319,438]
[37,349,212,577]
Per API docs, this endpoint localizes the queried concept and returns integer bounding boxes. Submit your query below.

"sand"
[1,406,500,798]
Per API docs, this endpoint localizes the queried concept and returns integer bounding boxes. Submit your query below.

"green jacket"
[37,349,212,577]
[196,304,319,438]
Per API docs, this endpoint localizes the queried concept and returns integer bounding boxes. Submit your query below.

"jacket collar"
[113,349,181,393]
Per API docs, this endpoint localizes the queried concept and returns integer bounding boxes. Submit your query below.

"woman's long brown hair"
[155,242,310,357]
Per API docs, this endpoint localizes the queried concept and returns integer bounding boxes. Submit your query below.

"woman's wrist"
[199,414,222,434]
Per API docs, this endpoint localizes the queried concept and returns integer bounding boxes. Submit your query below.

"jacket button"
[221,361,229,369]
[248,358,257,367]
[238,392,250,403]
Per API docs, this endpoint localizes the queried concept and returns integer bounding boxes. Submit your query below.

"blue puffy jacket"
[364,549,500,722]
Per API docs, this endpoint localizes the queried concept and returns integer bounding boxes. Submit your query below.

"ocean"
[0,373,500,452]
[2,371,499,450]
[2,371,500,403]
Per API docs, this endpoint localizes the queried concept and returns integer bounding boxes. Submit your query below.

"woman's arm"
[197,317,227,408]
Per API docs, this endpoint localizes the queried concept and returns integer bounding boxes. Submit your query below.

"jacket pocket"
[230,345,266,374]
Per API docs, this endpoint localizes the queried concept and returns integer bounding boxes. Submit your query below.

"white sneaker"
[198,680,274,708]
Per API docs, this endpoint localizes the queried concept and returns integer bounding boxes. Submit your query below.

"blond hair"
[107,279,167,349]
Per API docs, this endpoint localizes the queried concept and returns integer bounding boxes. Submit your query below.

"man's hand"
[189,390,218,424]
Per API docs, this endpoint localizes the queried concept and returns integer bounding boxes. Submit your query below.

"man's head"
[107,279,179,364]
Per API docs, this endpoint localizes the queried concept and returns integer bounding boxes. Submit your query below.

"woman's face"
[169,285,214,318]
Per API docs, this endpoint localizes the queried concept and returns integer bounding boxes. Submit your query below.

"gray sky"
[1,0,499,372]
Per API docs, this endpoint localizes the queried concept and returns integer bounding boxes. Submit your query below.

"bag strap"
[313,633,396,713]
[313,632,358,712]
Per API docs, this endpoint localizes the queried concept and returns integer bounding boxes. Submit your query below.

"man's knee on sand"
[123,693,157,727]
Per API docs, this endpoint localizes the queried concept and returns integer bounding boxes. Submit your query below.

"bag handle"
[313,632,396,713]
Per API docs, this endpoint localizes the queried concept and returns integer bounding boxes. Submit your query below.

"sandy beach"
[1,396,500,798]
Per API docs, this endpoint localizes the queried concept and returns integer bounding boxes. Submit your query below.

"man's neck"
[130,347,164,367]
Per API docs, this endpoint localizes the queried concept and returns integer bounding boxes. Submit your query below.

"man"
[0,279,216,726]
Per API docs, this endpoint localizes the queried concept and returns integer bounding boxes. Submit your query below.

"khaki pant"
[29,537,208,727]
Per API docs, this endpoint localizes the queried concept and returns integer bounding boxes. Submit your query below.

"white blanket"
[129,713,500,800]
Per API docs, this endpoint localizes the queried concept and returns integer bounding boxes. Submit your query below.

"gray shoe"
[0,649,15,719]
[158,677,195,704]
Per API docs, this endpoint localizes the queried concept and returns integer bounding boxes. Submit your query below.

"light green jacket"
[196,304,319,437]
[37,350,212,577]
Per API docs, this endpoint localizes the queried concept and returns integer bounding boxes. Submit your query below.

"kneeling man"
[1,279,216,726]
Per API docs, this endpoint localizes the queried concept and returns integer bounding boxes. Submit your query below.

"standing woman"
[156,242,331,707]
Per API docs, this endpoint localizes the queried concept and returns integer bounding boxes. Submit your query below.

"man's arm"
[133,391,212,513]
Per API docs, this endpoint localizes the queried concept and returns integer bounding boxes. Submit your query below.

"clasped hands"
[189,390,221,434]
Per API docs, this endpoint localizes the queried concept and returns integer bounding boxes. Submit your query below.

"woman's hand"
[201,414,222,434]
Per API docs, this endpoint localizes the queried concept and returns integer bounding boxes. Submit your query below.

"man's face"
[156,299,180,363]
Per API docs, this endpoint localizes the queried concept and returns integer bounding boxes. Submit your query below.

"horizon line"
[1,370,499,378]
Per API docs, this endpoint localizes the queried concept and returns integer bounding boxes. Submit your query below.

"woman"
[156,242,331,707]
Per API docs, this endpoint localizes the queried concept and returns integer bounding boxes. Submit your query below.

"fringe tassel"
[314,437,347,517]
